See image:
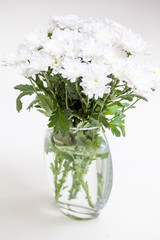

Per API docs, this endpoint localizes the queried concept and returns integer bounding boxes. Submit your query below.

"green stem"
[98,75,119,115]
[28,77,39,95]
[42,74,58,104]
[109,98,140,122]
[123,98,140,113]
[85,96,90,110]
[57,170,67,194]
[92,102,98,114]
[54,156,59,202]
[69,180,81,200]
[98,94,109,121]
[116,84,126,88]
[81,180,95,208]
[65,84,69,109]
[97,173,104,198]
[75,79,86,110]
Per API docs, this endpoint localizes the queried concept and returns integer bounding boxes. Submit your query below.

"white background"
[0,0,160,239]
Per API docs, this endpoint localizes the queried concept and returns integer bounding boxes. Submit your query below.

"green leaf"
[16,92,34,112]
[14,84,34,92]
[35,75,46,91]
[110,125,121,137]
[14,84,35,112]
[105,105,122,115]
[50,163,55,175]
[112,113,126,123]
[64,79,79,97]
[131,94,148,102]
[64,109,73,119]
[90,113,99,121]
[120,102,130,108]
[45,138,55,154]
[37,93,54,117]
[69,113,85,121]
[27,99,39,110]
[35,74,57,106]
[99,115,109,128]
[51,131,72,146]
[120,95,134,101]
[76,131,88,146]
[95,98,103,106]
[119,124,125,137]
[42,72,58,84]
[16,93,24,112]
[48,108,69,136]
[109,113,126,137]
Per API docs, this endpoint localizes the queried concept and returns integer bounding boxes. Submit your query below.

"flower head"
[80,63,111,99]
[60,57,86,82]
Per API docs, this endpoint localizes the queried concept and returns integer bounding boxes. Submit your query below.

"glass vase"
[44,126,113,220]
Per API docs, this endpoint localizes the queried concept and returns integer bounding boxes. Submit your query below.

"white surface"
[0,0,160,239]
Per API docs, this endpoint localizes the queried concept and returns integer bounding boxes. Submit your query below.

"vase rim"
[47,126,102,133]
[70,126,100,131]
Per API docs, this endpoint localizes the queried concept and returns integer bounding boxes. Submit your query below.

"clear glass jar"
[44,126,113,220]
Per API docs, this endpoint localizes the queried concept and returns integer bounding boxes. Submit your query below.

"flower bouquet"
[2,15,160,219]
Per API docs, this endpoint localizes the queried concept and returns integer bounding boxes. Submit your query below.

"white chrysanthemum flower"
[105,18,126,35]
[50,27,67,40]
[119,28,149,54]
[1,45,32,66]
[51,57,63,74]
[123,56,159,96]
[42,18,57,35]
[105,18,150,55]
[22,28,48,51]
[94,25,119,45]
[80,63,111,99]
[60,57,86,82]
[52,28,84,44]
[104,46,127,65]
[150,63,160,89]
[50,15,84,30]
[80,38,105,61]
[43,39,64,58]
[111,59,127,81]
[44,28,83,58]
[63,40,82,58]
[80,17,104,33]
[19,51,53,77]
[141,57,160,90]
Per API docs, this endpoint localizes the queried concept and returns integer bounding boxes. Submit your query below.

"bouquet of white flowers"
[2,15,160,219]
[2,15,160,136]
